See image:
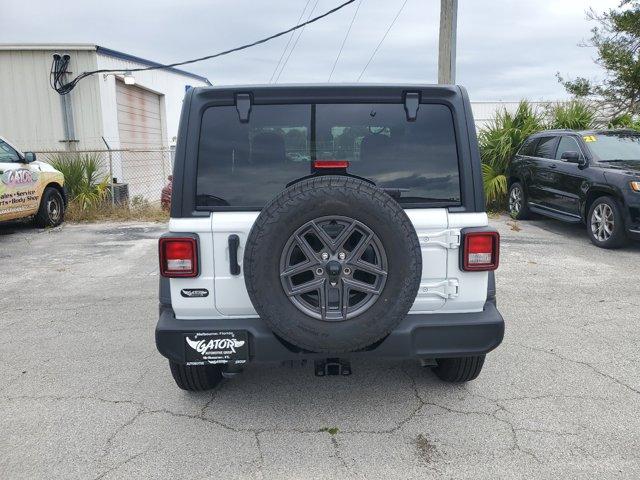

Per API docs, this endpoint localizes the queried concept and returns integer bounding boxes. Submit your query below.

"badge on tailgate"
[185,331,249,366]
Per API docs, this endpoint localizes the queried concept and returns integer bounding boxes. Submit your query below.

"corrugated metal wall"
[115,80,163,148]
[0,46,104,151]
[96,53,208,149]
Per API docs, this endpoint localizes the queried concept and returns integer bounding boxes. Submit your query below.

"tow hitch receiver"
[315,358,351,376]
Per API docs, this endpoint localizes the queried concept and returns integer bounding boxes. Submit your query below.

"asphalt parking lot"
[1,216,639,479]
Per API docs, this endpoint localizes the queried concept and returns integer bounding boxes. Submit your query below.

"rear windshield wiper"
[196,194,230,206]
[381,187,456,203]
[381,187,410,198]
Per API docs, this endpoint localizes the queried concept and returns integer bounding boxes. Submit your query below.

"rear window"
[533,136,558,159]
[518,137,538,156]
[196,103,461,209]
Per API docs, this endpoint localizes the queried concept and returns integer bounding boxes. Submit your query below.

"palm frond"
[482,163,508,206]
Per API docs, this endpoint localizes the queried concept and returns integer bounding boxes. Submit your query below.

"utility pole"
[437,0,458,84]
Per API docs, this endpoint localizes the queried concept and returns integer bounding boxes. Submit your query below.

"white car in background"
[0,136,66,227]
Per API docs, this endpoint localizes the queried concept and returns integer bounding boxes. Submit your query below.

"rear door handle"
[549,163,557,169]
[228,235,241,275]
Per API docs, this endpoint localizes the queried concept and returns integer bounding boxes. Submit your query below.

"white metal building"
[0,44,210,200]
[470,101,560,131]
[0,44,210,152]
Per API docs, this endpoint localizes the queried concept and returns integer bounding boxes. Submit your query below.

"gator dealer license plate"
[184,331,249,366]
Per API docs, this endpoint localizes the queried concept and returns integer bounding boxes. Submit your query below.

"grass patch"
[64,201,169,223]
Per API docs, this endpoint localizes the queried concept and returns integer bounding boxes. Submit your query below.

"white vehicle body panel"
[169,210,490,320]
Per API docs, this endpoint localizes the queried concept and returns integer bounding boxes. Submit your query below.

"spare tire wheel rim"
[279,215,388,321]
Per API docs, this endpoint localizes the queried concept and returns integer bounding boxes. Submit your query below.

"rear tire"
[169,361,223,391]
[586,196,627,249]
[34,187,65,227]
[508,182,529,220]
[432,355,485,382]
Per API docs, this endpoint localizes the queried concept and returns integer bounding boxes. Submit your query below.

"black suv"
[507,129,640,248]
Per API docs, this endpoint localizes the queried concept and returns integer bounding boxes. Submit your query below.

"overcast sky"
[3,0,618,100]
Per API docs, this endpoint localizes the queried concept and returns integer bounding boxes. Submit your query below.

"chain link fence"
[35,147,174,206]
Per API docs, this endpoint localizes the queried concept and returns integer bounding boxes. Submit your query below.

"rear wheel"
[34,187,64,227]
[508,182,529,220]
[432,355,485,382]
[587,196,627,249]
[169,361,223,391]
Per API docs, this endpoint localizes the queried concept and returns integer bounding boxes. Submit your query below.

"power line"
[328,0,364,82]
[269,0,313,83]
[51,0,357,95]
[274,0,320,84]
[356,0,408,82]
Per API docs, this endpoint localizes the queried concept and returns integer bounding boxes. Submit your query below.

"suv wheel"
[34,187,65,227]
[508,182,529,220]
[169,361,223,391]
[587,196,627,249]
[432,355,485,382]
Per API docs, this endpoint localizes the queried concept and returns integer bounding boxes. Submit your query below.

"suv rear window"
[518,137,538,156]
[533,136,557,159]
[196,103,461,209]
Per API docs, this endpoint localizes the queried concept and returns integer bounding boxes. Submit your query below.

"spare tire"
[244,176,421,353]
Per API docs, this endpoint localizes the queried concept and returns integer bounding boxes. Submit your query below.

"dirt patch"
[65,202,169,223]
[415,434,437,464]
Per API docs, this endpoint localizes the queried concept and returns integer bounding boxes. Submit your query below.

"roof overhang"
[96,46,211,85]
[0,43,211,85]
[0,43,96,51]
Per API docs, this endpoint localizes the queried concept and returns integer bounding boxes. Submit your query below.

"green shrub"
[478,101,544,207]
[608,114,640,131]
[48,152,110,210]
[546,100,597,130]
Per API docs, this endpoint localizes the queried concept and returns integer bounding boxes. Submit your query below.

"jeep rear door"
[170,87,490,320]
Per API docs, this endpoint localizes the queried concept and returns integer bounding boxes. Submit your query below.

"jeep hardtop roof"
[170,84,485,218]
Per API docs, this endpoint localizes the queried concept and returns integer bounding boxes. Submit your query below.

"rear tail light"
[159,237,198,277]
[462,231,500,271]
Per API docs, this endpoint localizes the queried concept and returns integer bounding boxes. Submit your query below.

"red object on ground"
[161,175,173,211]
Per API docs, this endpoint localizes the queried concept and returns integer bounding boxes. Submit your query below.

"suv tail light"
[462,231,500,271]
[159,237,198,277]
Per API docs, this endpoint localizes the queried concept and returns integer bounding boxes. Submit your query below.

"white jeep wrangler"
[156,85,503,391]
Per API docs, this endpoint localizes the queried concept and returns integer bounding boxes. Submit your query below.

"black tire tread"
[508,182,529,220]
[34,187,64,228]
[586,195,628,249]
[169,361,223,391]
[432,355,486,382]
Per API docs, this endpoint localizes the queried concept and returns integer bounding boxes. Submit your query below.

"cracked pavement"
[1,216,639,479]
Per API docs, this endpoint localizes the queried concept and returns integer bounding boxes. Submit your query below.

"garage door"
[116,80,169,202]
[116,80,163,148]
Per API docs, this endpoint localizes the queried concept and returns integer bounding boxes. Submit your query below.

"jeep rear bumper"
[155,302,504,364]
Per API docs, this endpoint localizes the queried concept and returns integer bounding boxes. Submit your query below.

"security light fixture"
[123,72,136,85]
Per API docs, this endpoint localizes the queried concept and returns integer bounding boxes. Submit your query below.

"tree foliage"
[557,1,640,117]
[48,153,109,210]
[546,100,597,130]
[478,101,544,206]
